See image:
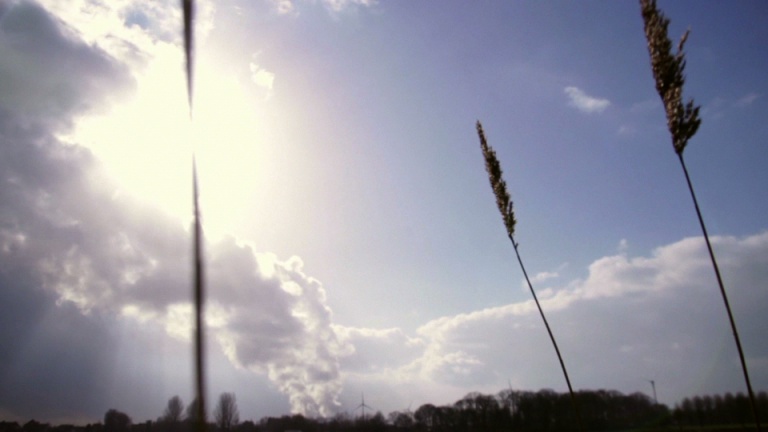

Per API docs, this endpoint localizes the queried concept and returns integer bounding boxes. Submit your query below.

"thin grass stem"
[510,234,582,432]
[182,1,207,431]
[677,153,761,431]
[476,121,582,432]
[640,1,760,429]
[192,155,207,432]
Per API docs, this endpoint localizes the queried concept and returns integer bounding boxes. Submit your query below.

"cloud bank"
[0,0,344,420]
[337,232,768,409]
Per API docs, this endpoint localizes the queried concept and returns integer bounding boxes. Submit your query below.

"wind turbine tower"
[355,393,374,420]
[648,379,658,405]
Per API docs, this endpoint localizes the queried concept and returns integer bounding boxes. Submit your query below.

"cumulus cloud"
[0,1,134,127]
[0,5,138,422]
[0,143,347,416]
[249,53,276,99]
[0,1,344,420]
[564,86,610,114]
[338,233,768,408]
[250,65,276,90]
[37,0,216,55]
[334,326,425,374]
[529,270,559,285]
[205,243,347,416]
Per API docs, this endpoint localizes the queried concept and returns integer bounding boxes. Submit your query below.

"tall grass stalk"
[182,1,208,431]
[640,2,760,430]
[476,121,582,432]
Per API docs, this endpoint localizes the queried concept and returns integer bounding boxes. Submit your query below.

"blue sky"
[1,0,767,424]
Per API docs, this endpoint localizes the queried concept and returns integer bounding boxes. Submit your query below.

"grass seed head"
[640,0,701,154]
[476,121,517,237]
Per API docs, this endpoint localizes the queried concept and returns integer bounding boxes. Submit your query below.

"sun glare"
[193,65,270,240]
[72,45,270,240]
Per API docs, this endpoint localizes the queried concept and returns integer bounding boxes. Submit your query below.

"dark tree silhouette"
[17,389,768,432]
[21,421,48,432]
[414,404,437,431]
[104,410,131,432]
[388,411,414,429]
[0,422,21,432]
[163,396,185,424]
[214,393,239,432]
[185,399,203,425]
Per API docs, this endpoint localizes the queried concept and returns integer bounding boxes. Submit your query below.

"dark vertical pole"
[181,2,207,432]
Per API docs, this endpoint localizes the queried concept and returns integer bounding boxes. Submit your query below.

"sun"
[71,44,271,241]
[193,63,273,240]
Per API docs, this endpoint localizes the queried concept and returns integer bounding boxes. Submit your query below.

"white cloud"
[39,231,349,416]
[530,271,558,284]
[36,0,217,58]
[0,1,134,126]
[334,326,425,373]
[698,93,760,120]
[22,200,348,416]
[268,0,377,15]
[702,96,727,120]
[337,232,768,409]
[734,92,760,108]
[252,68,276,90]
[204,240,347,417]
[249,54,276,96]
[0,3,343,415]
[270,0,297,15]
[564,86,610,114]
[323,0,378,12]
[617,125,635,136]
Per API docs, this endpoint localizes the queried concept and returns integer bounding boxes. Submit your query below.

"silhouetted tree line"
[3,389,767,432]
[398,389,669,432]
[672,392,768,429]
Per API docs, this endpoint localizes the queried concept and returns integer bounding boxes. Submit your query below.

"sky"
[1,0,768,425]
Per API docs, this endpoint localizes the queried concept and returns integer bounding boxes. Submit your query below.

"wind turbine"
[648,379,658,405]
[355,393,374,420]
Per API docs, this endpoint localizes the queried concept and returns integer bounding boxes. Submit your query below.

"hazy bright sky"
[1,0,767,425]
